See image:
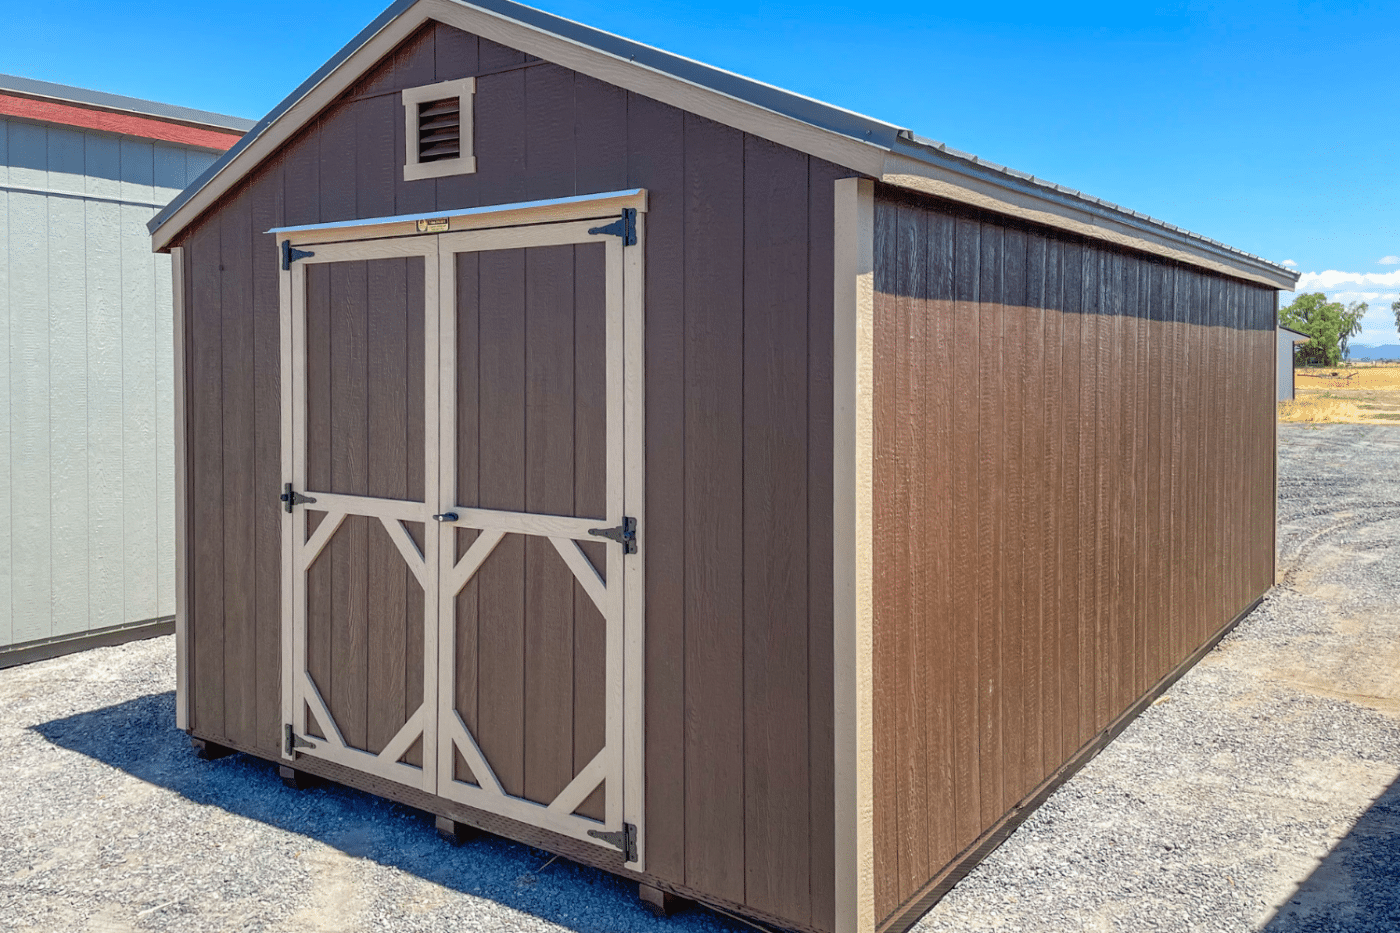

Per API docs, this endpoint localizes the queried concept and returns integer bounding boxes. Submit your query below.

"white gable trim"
[148,0,885,252]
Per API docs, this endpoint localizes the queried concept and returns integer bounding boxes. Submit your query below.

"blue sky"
[9,0,1400,341]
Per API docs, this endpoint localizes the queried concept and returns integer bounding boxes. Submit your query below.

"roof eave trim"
[880,140,1298,290]
[147,0,1301,291]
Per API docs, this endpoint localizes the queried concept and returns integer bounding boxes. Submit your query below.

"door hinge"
[588,516,637,554]
[587,208,637,247]
[280,239,315,270]
[284,724,317,756]
[280,482,317,513]
[588,821,638,863]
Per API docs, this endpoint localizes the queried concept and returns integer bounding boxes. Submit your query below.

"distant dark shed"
[147,2,1299,931]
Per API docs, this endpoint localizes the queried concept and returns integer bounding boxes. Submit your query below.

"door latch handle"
[432,512,459,523]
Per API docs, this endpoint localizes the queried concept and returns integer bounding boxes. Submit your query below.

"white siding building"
[1278,326,1309,401]
[0,75,251,666]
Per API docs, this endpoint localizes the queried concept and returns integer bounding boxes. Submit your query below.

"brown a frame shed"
[148,3,1299,932]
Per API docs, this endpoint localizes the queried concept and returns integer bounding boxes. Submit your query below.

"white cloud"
[1329,291,1396,304]
[1379,256,1400,265]
[1282,259,1299,267]
[1293,269,1400,291]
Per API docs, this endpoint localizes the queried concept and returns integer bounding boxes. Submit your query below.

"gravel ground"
[1,422,1397,933]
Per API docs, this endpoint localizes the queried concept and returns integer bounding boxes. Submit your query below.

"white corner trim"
[172,246,189,732]
[833,176,875,933]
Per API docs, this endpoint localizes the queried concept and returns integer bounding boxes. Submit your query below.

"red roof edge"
[0,93,243,150]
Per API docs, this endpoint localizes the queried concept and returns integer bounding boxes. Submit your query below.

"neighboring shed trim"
[0,72,255,132]
[143,0,1299,292]
[0,93,244,149]
[833,176,875,933]
[0,617,174,671]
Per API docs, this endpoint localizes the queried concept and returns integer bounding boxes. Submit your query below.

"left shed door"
[281,238,441,793]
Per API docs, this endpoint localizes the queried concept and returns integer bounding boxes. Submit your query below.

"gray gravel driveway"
[1,422,1396,933]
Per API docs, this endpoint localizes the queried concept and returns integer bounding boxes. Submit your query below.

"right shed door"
[432,219,640,862]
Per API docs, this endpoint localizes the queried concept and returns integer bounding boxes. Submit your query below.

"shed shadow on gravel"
[31,691,745,933]
[1262,774,1400,932]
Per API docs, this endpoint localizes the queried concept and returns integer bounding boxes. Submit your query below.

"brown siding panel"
[872,200,898,921]
[923,207,957,872]
[681,111,747,906]
[806,157,842,933]
[187,220,223,739]
[742,134,812,923]
[219,191,256,750]
[872,189,1276,930]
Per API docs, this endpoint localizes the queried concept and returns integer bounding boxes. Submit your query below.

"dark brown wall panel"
[186,214,223,740]
[872,189,1277,929]
[177,20,850,932]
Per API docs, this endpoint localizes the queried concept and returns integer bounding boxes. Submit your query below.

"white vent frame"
[402,77,477,181]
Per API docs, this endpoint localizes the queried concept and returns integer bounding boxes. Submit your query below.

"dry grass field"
[1280,363,1400,424]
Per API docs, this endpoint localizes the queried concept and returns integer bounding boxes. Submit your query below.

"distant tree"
[1392,298,1400,340]
[1280,293,1365,366]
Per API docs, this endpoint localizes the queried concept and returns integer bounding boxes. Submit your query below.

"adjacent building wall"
[870,187,1277,930]
[0,116,218,655]
[173,21,846,933]
[1278,327,1296,401]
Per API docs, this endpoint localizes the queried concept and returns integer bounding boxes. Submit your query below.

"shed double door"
[279,214,643,861]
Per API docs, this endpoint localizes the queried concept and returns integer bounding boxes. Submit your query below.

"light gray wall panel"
[85,134,121,200]
[87,198,125,632]
[1277,331,1294,401]
[9,121,46,185]
[9,189,52,644]
[123,200,159,624]
[0,184,11,648]
[153,219,174,619]
[47,194,89,639]
[186,150,217,182]
[0,114,210,649]
[47,126,86,190]
[153,143,189,198]
[119,138,155,204]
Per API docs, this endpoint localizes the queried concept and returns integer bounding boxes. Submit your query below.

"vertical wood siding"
[176,22,848,932]
[0,116,216,650]
[871,190,1277,927]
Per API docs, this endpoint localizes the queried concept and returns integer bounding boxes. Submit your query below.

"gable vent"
[417,98,461,162]
[402,78,476,181]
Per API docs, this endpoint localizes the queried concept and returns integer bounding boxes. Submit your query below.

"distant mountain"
[1347,344,1400,361]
